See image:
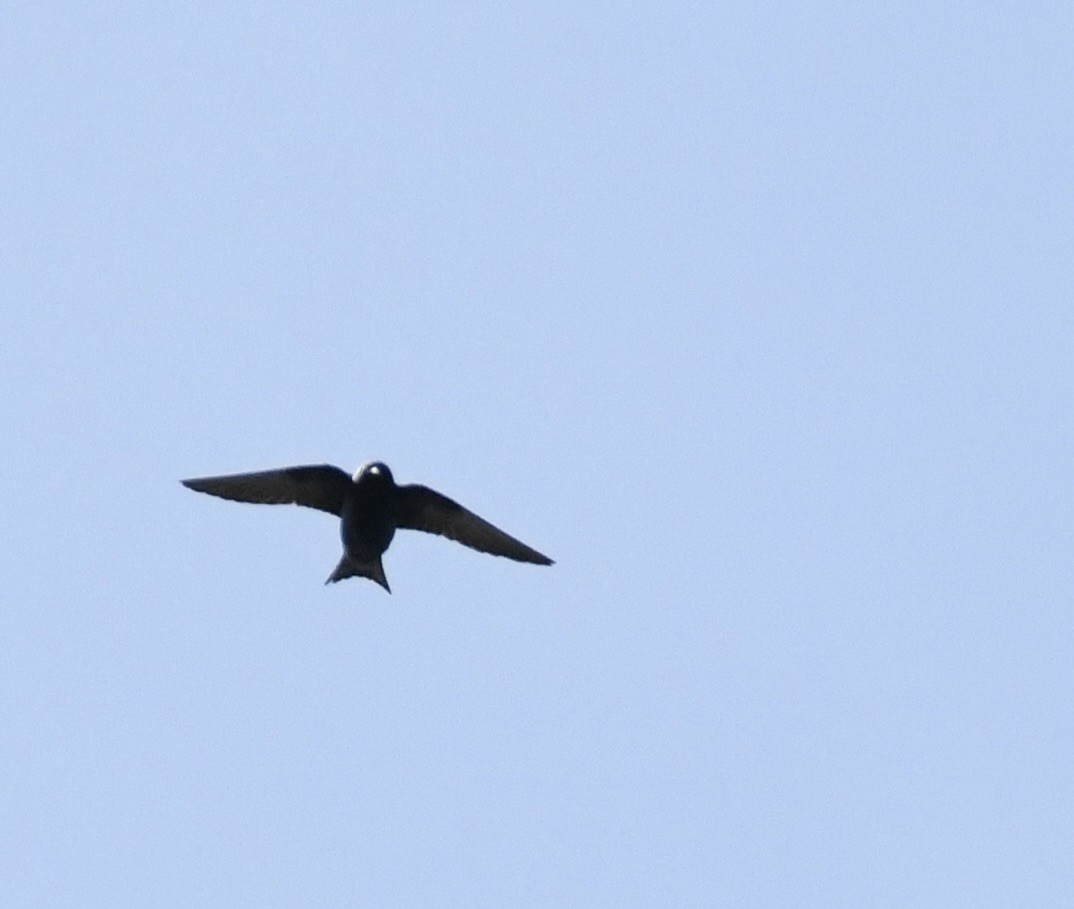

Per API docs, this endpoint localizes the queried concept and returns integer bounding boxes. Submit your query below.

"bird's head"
[355,461,394,485]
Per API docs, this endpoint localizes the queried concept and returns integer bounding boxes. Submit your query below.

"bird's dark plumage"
[181,461,552,592]
[394,484,552,564]
[182,465,352,515]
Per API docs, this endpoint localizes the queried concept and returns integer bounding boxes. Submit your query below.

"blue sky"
[3,3,1072,905]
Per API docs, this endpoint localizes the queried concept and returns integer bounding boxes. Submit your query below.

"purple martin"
[181,461,553,592]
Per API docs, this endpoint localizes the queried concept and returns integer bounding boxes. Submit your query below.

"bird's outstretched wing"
[394,484,553,565]
[182,465,352,516]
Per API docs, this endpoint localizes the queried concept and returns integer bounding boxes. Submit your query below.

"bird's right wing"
[394,484,553,565]
[181,465,352,516]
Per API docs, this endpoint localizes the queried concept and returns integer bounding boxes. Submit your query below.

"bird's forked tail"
[325,554,391,593]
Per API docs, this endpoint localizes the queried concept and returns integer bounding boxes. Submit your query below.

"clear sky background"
[3,3,1072,906]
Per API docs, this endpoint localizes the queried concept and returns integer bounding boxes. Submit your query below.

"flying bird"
[181,461,552,592]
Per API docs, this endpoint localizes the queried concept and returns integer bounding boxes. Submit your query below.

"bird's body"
[330,463,398,587]
[182,461,552,592]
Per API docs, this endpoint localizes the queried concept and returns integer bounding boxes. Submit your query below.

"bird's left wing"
[182,465,352,516]
[394,484,553,565]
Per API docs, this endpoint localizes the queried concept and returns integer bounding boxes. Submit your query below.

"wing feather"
[181,465,351,516]
[394,484,553,565]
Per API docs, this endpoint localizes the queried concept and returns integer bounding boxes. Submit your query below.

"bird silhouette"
[181,461,552,592]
